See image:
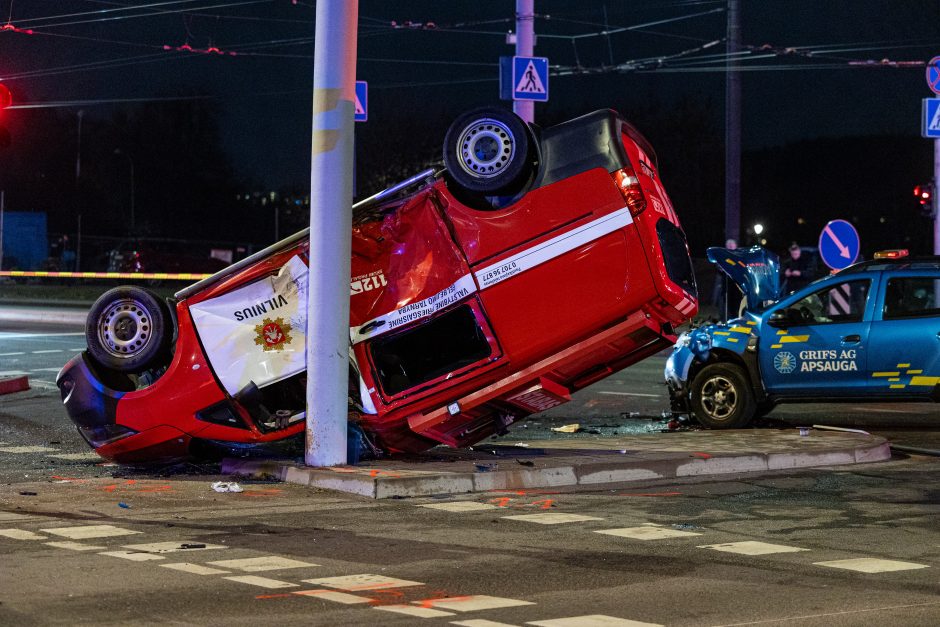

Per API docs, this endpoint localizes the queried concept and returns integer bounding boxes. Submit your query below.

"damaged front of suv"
[664,246,781,428]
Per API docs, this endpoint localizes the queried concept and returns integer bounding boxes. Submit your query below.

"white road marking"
[698,541,809,556]
[0,371,29,377]
[597,391,662,398]
[528,616,662,627]
[0,352,25,356]
[814,558,929,573]
[100,550,165,562]
[503,513,604,525]
[224,575,299,589]
[70,348,86,352]
[122,541,229,553]
[302,574,424,591]
[595,526,701,540]
[452,620,520,627]
[419,595,534,612]
[31,350,63,354]
[0,529,47,540]
[42,525,141,539]
[293,589,373,604]
[207,556,317,572]
[0,446,60,454]
[374,604,455,618]
[0,513,34,522]
[31,367,63,372]
[161,563,231,576]
[46,541,105,551]
[418,502,499,513]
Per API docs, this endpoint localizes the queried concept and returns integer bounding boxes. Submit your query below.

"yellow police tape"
[0,271,211,280]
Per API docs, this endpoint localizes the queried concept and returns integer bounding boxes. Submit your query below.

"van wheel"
[689,363,755,429]
[86,286,173,374]
[443,107,535,195]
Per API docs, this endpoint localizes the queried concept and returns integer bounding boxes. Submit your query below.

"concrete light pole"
[724,0,741,247]
[305,0,358,467]
[514,0,535,123]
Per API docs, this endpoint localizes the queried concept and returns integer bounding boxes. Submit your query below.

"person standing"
[781,242,813,294]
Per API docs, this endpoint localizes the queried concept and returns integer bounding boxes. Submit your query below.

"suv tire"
[690,362,756,429]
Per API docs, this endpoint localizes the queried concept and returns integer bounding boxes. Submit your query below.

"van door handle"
[841,334,861,343]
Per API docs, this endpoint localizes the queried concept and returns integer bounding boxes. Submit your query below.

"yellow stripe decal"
[896,363,911,368]
[872,372,900,377]
[726,338,739,343]
[907,369,923,374]
[776,330,788,335]
[890,384,906,389]
[771,344,782,349]
[888,378,900,382]
[729,326,752,334]
[780,335,809,343]
[713,331,730,336]
[910,376,940,386]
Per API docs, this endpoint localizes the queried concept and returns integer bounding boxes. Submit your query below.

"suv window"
[884,277,940,320]
[791,280,870,324]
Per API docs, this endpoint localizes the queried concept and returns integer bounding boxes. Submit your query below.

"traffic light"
[914,183,935,217]
[0,83,10,149]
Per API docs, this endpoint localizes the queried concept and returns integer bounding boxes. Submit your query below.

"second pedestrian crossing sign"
[922,98,940,138]
[512,56,549,102]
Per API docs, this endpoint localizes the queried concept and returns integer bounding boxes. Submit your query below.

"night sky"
[3,1,938,186]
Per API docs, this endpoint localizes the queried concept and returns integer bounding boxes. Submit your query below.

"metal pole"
[514,0,535,123]
[0,191,5,272]
[129,156,135,233]
[934,139,940,255]
[306,0,358,467]
[76,111,83,272]
[724,0,741,246]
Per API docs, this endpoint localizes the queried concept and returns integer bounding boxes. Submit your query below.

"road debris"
[210,481,244,493]
[551,423,581,434]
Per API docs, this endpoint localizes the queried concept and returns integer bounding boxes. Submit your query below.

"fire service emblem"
[254,317,293,351]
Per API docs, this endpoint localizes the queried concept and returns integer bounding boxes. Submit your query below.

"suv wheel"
[689,362,756,429]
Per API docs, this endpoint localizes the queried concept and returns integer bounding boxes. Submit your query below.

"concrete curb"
[0,306,88,326]
[222,431,892,499]
[0,375,30,395]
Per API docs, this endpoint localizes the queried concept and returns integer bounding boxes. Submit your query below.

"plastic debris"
[798,427,810,436]
[513,442,530,448]
[551,423,581,433]
[211,481,244,493]
[515,459,535,467]
[18,491,37,496]
[180,543,206,549]
[118,502,131,509]
[474,463,498,472]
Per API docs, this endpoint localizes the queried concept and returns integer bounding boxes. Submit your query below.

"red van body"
[57,110,698,463]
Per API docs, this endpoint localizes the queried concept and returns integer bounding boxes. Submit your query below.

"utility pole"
[0,191,5,272]
[935,139,940,255]
[306,0,358,467]
[725,0,741,247]
[514,0,535,123]
[75,110,83,272]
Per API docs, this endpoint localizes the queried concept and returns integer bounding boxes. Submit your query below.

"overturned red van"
[57,107,698,463]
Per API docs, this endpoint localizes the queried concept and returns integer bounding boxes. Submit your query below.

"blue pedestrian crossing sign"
[512,56,549,102]
[818,219,860,271]
[923,98,940,138]
[354,81,367,122]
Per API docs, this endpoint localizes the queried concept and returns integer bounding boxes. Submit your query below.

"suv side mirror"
[767,310,788,327]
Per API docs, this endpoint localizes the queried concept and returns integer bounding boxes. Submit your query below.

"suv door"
[867,273,940,395]
[758,278,872,396]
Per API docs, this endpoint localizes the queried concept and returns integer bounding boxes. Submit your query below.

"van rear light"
[612,167,646,216]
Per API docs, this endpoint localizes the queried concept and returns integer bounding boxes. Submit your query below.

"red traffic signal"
[914,183,934,206]
[0,83,10,110]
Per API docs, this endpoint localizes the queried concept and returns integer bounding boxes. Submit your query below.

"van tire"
[443,107,535,195]
[689,362,755,429]
[86,286,173,374]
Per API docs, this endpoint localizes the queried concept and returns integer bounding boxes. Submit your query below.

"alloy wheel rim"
[700,375,738,419]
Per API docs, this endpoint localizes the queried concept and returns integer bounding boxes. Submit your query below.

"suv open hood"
[706,246,781,312]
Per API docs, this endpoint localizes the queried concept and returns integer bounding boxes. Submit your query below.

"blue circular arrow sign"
[818,219,860,271]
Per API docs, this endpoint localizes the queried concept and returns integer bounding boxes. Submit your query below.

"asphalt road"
[4,321,940,624]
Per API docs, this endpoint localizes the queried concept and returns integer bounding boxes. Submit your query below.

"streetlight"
[114,148,135,233]
[753,223,764,235]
